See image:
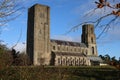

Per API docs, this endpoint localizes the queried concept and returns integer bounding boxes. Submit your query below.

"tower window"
[91,28,93,33]
[91,37,93,43]
[92,47,94,55]
[86,50,88,55]
[53,46,55,50]
[58,58,60,64]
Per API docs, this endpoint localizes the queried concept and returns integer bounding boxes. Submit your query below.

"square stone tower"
[27,4,51,65]
[81,24,98,56]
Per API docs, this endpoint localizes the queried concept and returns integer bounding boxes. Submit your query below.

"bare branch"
[0,0,24,26]
[65,0,120,38]
[12,27,22,49]
[97,16,118,39]
[64,13,112,35]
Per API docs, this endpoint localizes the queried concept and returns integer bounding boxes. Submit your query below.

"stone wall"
[27,4,51,65]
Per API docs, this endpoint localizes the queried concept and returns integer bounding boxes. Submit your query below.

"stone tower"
[27,4,51,65]
[81,24,98,56]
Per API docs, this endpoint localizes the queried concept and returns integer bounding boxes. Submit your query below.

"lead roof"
[51,39,87,48]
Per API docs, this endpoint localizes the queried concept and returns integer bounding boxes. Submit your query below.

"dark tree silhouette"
[99,54,120,68]
[0,43,13,69]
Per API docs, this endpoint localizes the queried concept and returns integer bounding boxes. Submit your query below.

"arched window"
[53,46,55,50]
[91,28,93,33]
[60,56,62,65]
[92,47,94,55]
[86,50,88,55]
[66,57,67,66]
[58,58,60,64]
[91,37,93,43]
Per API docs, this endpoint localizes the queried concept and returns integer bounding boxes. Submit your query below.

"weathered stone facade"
[27,4,51,65]
[27,4,99,66]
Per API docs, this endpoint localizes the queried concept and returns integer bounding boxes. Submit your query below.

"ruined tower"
[27,4,51,65]
[81,24,98,56]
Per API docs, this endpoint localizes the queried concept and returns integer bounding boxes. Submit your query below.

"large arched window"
[92,47,94,55]
[58,58,60,64]
[91,37,93,43]
[53,46,55,50]
[86,50,88,55]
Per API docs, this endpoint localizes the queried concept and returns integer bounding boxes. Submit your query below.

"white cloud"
[13,42,26,53]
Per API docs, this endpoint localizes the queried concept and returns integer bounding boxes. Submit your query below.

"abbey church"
[27,4,102,66]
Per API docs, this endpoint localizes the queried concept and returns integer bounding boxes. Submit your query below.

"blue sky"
[0,0,120,59]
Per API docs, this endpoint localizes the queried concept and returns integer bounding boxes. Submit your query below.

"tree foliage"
[11,49,30,66]
[0,43,30,69]
[0,43,12,69]
[99,54,120,68]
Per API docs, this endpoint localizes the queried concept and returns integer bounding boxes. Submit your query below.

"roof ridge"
[51,39,87,47]
[50,39,81,43]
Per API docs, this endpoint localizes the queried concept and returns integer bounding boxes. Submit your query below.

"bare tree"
[0,0,24,26]
[0,0,24,49]
[65,0,120,38]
